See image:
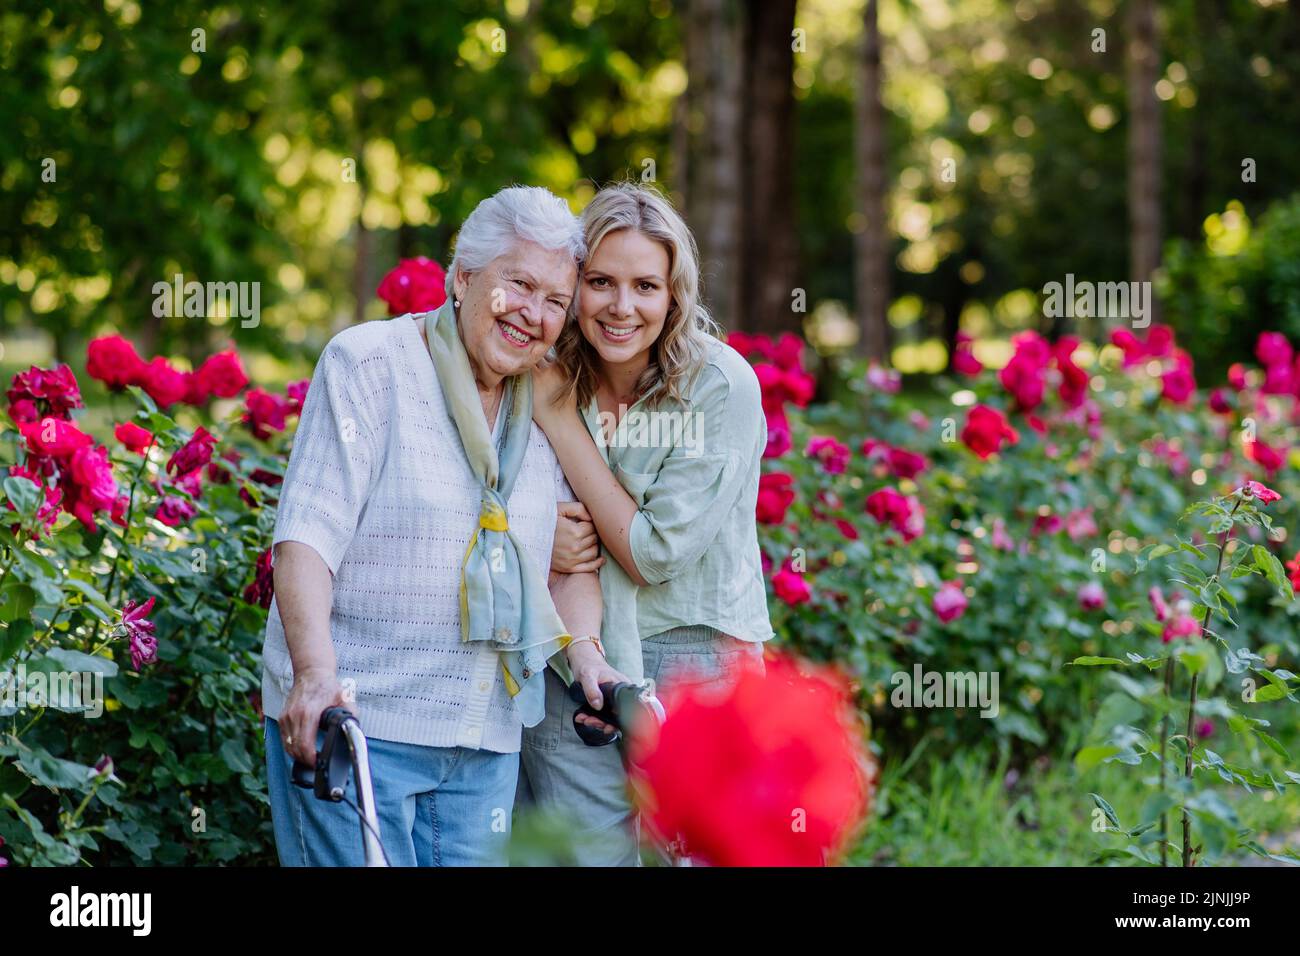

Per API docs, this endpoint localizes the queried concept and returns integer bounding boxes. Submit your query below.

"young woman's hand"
[550,501,605,573]
[564,640,631,735]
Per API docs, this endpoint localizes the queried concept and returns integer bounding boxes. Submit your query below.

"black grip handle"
[290,706,356,796]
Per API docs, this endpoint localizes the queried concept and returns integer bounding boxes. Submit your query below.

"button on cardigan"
[260,315,568,754]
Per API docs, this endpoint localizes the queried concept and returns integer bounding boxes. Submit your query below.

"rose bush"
[741,324,1300,863]
[0,340,302,865]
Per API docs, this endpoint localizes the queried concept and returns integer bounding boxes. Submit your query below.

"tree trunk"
[855,0,889,361]
[741,0,799,336]
[1127,0,1161,324]
[683,0,743,331]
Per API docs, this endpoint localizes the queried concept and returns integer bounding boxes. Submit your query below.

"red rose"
[1160,353,1196,405]
[864,486,924,543]
[86,336,145,390]
[285,379,310,416]
[7,364,84,420]
[1227,363,1248,391]
[1053,337,1089,408]
[952,332,983,376]
[932,581,968,623]
[960,404,1019,459]
[167,426,217,477]
[763,408,791,459]
[60,445,119,530]
[376,257,448,316]
[243,548,275,608]
[196,349,250,399]
[114,422,155,455]
[1239,480,1281,505]
[629,652,872,867]
[1256,332,1293,369]
[19,417,94,459]
[772,563,812,606]
[1244,439,1285,476]
[756,472,795,525]
[886,446,927,479]
[138,357,190,408]
[242,388,290,440]
[155,495,197,527]
[806,436,850,475]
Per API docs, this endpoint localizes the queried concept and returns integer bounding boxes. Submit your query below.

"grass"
[848,735,1300,867]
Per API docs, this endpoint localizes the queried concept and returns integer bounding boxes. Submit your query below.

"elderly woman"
[261,185,628,867]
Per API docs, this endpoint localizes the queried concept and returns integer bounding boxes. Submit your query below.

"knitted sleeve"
[271,338,386,575]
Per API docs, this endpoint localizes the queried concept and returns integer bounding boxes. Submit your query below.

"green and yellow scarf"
[421,299,572,727]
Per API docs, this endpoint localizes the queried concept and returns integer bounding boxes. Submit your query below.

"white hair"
[445,185,585,295]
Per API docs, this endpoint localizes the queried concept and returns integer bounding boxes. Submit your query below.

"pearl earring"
[453,298,461,308]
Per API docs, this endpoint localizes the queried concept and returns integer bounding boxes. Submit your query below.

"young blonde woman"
[517,183,774,865]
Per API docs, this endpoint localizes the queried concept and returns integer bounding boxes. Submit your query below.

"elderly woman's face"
[453,240,577,383]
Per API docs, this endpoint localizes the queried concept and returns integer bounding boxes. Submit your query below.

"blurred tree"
[1126,0,1161,321]
[855,0,889,361]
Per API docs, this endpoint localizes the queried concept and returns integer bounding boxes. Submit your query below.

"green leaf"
[2,476,41,518]
[1256,731,1290,759]
[0,619,33,663]
[1069,656,1127,666]
[62,577,115,613]
[218,738,253,774]
[42,647,119,680]
[1076,745,1121,771]
[126,384,158,414]
[0,583,36,624]
[1089,792,1121,828]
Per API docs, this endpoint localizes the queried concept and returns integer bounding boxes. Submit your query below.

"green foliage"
[1161,194,1300,381]
[0,389,279,865]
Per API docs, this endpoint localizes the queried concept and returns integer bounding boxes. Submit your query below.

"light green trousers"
[516,625,765,866]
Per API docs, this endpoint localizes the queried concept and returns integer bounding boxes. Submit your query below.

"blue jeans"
[264,717,518,867]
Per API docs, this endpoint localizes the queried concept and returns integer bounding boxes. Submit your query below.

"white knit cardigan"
[260,314,567,753]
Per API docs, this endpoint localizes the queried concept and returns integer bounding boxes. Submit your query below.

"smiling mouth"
[497,319,536,348]
[599,321,639,341]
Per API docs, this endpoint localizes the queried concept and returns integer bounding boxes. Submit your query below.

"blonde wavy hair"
[554,183,720,410]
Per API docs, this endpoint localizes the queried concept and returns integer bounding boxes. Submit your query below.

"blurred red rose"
[19,417,94,459]
[756,472,795,525]
[629,652,873,867]
[243,388,291,440]
[960,404,1019,459]
[932,581,968,623]
[138,357,190,408]
[376,257,448,315]
[167,426,217,477]
[7,364,84,421]
[114,422,155,455]
[86,335,146,390]
[196,349,250,399]
[864,486,924,543]
[60,445,120,530]
[1244,438,1285,476]
[244,548,275,608]
[806,436,850,475]
[772,563,812,606]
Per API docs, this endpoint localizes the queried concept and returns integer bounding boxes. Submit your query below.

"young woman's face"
[575,228,672,369]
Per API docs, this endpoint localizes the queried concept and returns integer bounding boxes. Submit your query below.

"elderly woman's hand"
[280,667,354,766]
[550,501,604,574]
